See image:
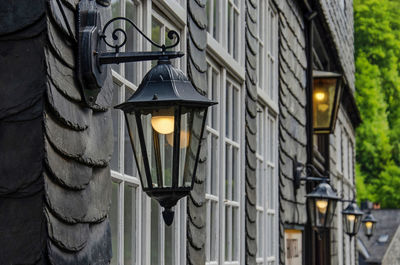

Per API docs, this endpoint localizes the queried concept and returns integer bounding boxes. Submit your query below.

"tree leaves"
[355,0,400,208]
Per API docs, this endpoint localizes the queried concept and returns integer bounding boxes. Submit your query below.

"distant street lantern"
[342,202,364,237]
[313,70,343,134]
[362,212,377,239]
[306,182,340,231]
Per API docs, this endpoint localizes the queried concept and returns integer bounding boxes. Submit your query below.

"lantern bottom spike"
[162,207,175,226]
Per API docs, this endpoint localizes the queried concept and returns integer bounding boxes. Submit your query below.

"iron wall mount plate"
[77,0,107,107]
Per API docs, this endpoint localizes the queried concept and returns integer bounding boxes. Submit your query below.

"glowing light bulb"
[347,214,356,222]
[315,92,326,101]
[151,116,175,134]
[316,200,328,214]
[166,131,190,148]
[365,221,373,229]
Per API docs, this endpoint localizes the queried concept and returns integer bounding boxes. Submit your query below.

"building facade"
[0,0,359,265]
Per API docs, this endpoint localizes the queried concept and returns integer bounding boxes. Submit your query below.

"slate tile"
[0,16,46,41]
[0,115,44,196]
[45,48,82,102]
[45,208,89,252]
[245,200,256,222]
[245,217,256,240]
[46,79,90,131]
[188,0,207,30]
[246,144,256,171]
[246,236,257,256]
[189,182,206,207]
[187,196,205,228]
[187,242,205,265]
[83,166,112,223]
[245,30,258,57]
[47,0,76,41]
[245,180,256,206]
[0,0,45,36]
[188,59,207,93]
[0,191,46,264]
[188,19,207,51]
[188,40,207,73]
[45,172,89,224]
[47,17,75,69]
[47,220,111,265]
[45,112,88,161]
[245,166,256,189]
[245,96,257,118]
[0,34,46,120]
[187,221,206,249]
[45,139,92,190]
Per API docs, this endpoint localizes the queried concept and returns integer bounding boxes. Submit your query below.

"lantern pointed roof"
[116,59,216,111]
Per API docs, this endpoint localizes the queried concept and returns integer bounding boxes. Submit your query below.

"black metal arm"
[77,0,183,106]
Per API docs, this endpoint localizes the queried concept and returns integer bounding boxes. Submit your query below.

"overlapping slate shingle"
[44,2,113,264]
[245,0,258,263]
[186,0,208,264]
[0,3,47,264]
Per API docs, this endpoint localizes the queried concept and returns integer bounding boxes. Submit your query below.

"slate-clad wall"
[329,107,357,265]
[244,0,258,264]
[186,0,208,264]
[44,0,113,264]
[274,1,308,264]
[0,1,113,264]
[317,0,355,93]
[0,2,47,263]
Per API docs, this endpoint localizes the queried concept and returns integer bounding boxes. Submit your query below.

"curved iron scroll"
[100,17,180,53]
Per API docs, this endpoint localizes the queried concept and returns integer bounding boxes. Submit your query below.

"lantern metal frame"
[312,70,343,134]
[76,0,217,225]
[362,211,377,240]
[293,158,340,232]
[341,200,364,238]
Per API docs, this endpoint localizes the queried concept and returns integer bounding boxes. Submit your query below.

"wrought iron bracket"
[77,0,183,106]
[293,158,330,190]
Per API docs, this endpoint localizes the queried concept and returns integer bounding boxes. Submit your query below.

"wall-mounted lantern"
[306,182,340,231]
[342,202,364,237]
[313,70,343,134]
[294,161,340,231]
[77,0,216,225]
[362,212,377,240]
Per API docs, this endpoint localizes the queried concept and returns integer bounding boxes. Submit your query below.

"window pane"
[124,184,136,265]
[232,207,239,261]
[111,85,120,171]
[125,1,139,84]
[210,201,218,261]
[151,200,160,264]
[110,182,119,265]
[211,134,219,195]
[232,147,239,201]
[111,0,121,73]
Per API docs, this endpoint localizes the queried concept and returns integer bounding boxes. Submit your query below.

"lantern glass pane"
[364,221,375,237]
[308,198,337,229]
[148,107,176,188]
[180,107,207,187]
[343,214,362,235]
[125,112,149,188]
[313,78,337,131]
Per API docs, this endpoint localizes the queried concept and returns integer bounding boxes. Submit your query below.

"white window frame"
[257,0,279,112]
[205,57,244,265]
[255,1,279,264]
[206,0,242,64]
[109,1,187,264]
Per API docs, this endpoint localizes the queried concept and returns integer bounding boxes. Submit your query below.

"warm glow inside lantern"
[116,58,216,225]
[342,202,364,237]
[307,182,340,231]
[313,70,343,134]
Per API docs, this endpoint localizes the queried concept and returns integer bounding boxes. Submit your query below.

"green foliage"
[354,0,400,208]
